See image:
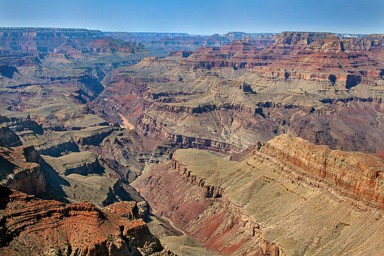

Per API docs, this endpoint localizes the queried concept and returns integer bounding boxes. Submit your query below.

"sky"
[0,0,383,35]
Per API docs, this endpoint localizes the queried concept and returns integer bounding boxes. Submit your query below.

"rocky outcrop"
[43,151,103,176]
[0,145,47,195]
[72,126,115,146]
[0,115,43,136]
[139,112,241,153]
[34,126,115,157]
[134,144,384,255]
[99,33,384,153]
[256,32,384,86]
[183,32,384,87]
[262,134,384,209]
[0,185,164,255]
[133,161,283,256]
[0,126,22,147]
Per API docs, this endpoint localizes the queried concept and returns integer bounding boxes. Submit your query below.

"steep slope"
[0,185,165,255]
[0,145,47,195]
[262,134,384,210]
[134,135,384,255]
[97,32,384,153]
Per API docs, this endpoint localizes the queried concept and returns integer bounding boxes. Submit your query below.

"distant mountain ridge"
[0,27,145,55]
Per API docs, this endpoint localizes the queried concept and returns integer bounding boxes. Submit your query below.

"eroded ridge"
[134,135,384,255]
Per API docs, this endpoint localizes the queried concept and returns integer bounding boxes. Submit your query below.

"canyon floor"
[1,28,384,255]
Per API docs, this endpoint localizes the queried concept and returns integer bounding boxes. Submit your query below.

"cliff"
[0,185,164,255]
[0,145,47,195]
[133,160,282,256]
[183,32,384,87]
[96,30,384,154]
[105,31,275,55]
[133,137,384,255]
[262,134,384,209]
[0,27,146,55]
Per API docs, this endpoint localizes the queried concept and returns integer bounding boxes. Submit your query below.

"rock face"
[3,27,384,255]
[185,32,384,86]
[0,185,164,255]
[0,126,22,147]
[43,151,103,176]
[0,27,145,55]
[106,31,276,55]
[133,161,282,256]
[262,134,384,209]
[96,31,384,153]
[134,137,384,255]
[0,144,47,195]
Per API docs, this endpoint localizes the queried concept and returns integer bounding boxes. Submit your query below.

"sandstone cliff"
[97,31,384,153]
[134,136,384,255]
[262,134,384,209]
[0,185,165,255]
[184,32,384,87]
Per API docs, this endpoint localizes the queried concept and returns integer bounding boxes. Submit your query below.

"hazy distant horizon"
[1,0,383,35]
[0,27,379,37]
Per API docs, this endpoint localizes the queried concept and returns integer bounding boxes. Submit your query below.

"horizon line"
[0,26,381,36]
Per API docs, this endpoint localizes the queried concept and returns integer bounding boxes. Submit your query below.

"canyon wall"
[134,136,384,255]
[133,161,283,256]
[262,134,384,209]
[0,132,47,195]
[95,32,384,154]
[0,27,145,55]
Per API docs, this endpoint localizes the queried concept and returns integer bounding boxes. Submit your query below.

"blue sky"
[0,0,383,34]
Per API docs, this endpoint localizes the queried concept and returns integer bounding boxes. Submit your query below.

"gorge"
[0,27,384,255]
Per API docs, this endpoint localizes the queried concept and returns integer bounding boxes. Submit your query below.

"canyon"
[134,136,384,255]
[1,27,384,255]
[97,31,384,154]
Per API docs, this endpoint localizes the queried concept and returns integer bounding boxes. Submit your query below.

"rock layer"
[0,145,47,195]
[0,185,164,255]
[262,134,384,209]
[97,31,384,153]
[134,136,384,255]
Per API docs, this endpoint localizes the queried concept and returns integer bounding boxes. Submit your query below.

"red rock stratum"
[134,135,384,255]
[0,185,164,255]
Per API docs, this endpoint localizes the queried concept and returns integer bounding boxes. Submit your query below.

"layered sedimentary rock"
[0,145,47,195]
[0,27,145,55]
[106,31,276,55]
[262,134,384,209]
[0,185,165,255]
[2,27,384,255]
[134,136,384,255]
[95,31,384,153]
[185,32,384,86]
[0,125,47,194]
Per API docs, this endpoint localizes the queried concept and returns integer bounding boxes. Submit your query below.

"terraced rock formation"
[106,31,276,56]
[96,32,384,153]
[0,27,161,205]
[2,27,384,255]
[0,145,47,195]
[262,134,384,210]
[134,135,384,255]
[0,185,166,255]
[0,27,145,55]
